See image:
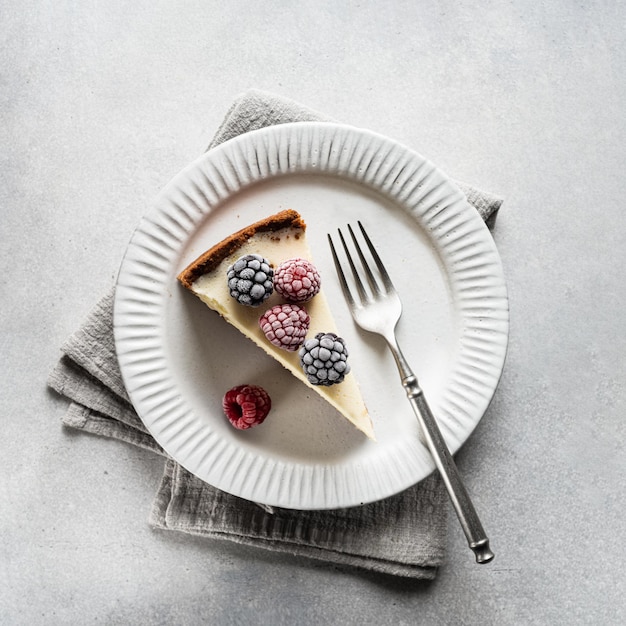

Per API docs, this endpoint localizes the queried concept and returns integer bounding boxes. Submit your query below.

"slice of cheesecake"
[178,209,374,439]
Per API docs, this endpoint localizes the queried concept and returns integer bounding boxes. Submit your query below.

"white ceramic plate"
[114,122,508,510]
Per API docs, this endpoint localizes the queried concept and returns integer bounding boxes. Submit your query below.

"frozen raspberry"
[274,257,321,303]
[299,332,351,386]
[259,303,310,351]
[227,254,274,307]
[222,384,272,430]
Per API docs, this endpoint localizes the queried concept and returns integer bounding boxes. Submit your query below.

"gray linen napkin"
[48,89,502,579]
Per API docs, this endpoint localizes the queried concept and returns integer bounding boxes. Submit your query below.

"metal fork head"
[328,221,403,338]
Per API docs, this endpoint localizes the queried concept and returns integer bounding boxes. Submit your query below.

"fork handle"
[402,373,494,564]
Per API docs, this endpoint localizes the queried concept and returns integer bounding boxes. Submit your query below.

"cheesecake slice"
[178,209,374,439]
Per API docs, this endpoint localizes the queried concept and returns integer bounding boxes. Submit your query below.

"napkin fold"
[48,89,502,579]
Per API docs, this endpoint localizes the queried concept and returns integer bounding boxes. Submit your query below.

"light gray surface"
[2,1,625,624]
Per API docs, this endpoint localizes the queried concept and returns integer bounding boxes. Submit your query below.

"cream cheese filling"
[190,230,375,440]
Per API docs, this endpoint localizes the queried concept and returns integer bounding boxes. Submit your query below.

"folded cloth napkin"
[48,89,503,579]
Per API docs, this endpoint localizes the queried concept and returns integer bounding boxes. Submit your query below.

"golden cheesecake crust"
[178,209,306,289]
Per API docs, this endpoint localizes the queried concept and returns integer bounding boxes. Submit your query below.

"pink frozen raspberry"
[259,303,310,351]
[222,384,272,430]
[274,257,321,303]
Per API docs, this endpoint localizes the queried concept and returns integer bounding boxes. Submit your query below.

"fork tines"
[328,221,394,305]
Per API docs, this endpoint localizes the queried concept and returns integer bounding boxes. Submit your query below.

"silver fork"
[328,222,494,564]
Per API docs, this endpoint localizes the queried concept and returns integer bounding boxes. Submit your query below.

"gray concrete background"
[2,1,625,624]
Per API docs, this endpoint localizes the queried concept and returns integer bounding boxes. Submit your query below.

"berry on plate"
[222,384,272,429]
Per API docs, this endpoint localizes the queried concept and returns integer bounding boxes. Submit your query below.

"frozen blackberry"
[259,303,310,351]
[299,332,351,386]
[274,257,321,303]
[226,254,274,307]
[222,384,272,429]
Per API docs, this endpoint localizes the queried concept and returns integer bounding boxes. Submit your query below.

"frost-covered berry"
[222,384,272,429]
[259,303,310,351]
[227,254,274,307]
[299,332,351,386]
[274,257,321,303]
